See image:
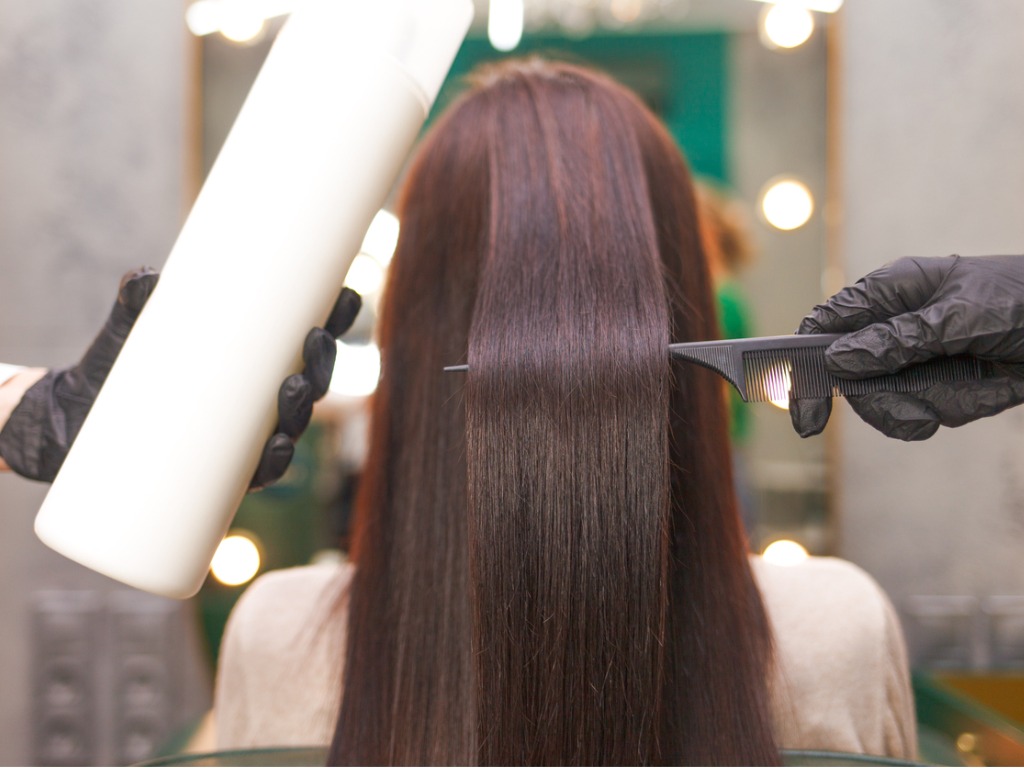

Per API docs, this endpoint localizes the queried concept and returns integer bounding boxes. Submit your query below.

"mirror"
[194,0,835,593]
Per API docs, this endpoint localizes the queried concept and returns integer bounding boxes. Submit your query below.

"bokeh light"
[210,533,262,587]
[330,342,381,398]
[344,254,386,296]
[760,3,815,50]
[763,362,794,410]
[761,178,814,231]
[762,539,810,567]
[360,210,400,265]
[488,0,525,51]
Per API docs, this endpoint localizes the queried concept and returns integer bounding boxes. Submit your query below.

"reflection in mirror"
[192,0,833,612]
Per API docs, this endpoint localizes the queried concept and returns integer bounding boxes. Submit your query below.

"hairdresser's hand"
[789,255,1024,440]
[251,287,362,489]
[0,268,361,484]
[0,268,161,481]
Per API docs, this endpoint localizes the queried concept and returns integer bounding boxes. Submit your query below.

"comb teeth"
[742,347,991,403]
[744,348,828,403]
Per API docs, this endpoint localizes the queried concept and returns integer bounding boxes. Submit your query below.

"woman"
[214,59,915,765]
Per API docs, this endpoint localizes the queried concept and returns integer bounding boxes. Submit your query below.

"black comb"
[443,333,996,403]
[665,334,996,402]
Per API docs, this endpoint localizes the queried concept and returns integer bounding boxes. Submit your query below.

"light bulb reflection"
[762,362,793,410]
[330,342,381,398]
[220,14,266,43]
[488,0,525,51]
[360,210,400,265]
[762,539,809,567]
[185,0,295,40]
[610,0,644,24]
[210,533,261,586]
[750,0,843,11]
[345,254,386,296]
[185,2,221,35]
[760,3,815,50]
[761,178,814,231]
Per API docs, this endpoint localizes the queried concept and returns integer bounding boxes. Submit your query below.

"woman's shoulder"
[214,561,354,749]
[749,554,917,758]
[750,554,891,620]
[749,553,901,675]
[235,560,352,609]
[227,561,354,652]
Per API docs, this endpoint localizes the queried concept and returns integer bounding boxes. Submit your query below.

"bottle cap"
[286,0,475,108]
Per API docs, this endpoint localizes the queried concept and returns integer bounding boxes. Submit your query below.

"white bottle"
[34,0,474,598]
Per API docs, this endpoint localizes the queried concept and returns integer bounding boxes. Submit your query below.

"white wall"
[836,0,1024,667]
[0,3,210,763]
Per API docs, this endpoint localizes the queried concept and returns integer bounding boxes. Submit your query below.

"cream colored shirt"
[214,555,917,760]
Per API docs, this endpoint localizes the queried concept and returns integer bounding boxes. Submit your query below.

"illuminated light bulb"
[488,0,525,52]
[185,1,222,36]
[956,733,978,755]
[220,13,266,44]
[761,178,814,231]
[558,2,598,37]
[760,3,815,50]
[330,342,381,398]
[344,253,386,296]
[185,0,295,40]
[610,0,645,24]
[762,539,809,567]
[360,210,400,265]
[210,533,262,586]
[750,0,843,11]
[250,0,297,18]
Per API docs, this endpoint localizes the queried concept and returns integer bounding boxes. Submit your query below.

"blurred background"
[1,0,1023,764]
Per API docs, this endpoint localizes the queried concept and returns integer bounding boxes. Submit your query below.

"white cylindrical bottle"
[34,0,474,598]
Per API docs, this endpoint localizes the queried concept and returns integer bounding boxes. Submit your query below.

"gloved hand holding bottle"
[789,254,1024,440]
[0,269,361,485]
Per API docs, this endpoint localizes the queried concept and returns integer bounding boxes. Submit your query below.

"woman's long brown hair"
[330,59,777,766]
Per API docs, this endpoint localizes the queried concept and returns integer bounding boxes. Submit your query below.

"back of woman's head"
[331,58,777,766]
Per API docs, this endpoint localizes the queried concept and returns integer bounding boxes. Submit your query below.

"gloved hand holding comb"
[790,254,1024,440]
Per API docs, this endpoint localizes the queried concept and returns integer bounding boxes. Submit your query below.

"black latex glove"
[789,254,1024,440]
[0,269,361,485]
[251,287,362,488]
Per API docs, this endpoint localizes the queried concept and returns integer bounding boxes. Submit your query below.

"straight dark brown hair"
[330,59,777,766]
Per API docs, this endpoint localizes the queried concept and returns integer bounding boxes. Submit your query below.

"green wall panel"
[431,31,729,183]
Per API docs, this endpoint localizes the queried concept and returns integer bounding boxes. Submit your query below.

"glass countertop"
[139,746,926,766]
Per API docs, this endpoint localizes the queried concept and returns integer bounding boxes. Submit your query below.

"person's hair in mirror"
[331,57,778,765]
